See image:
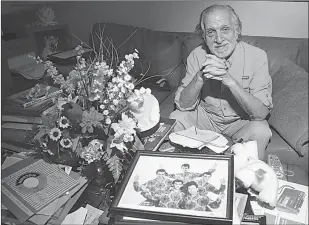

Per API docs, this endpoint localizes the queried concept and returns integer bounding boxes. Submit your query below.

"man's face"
[156,171,165,179]
[174,182,183,190]
[188,185,198,195]
[182,166,189,173]
[203,173,211,182]
[203,8,238,59]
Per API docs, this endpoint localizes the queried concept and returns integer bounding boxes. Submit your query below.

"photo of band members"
[118,156,229,218]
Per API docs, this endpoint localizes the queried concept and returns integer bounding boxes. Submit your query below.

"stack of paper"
[1,155,88,225]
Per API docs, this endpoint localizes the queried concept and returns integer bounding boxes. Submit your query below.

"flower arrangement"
[31,31,157,185]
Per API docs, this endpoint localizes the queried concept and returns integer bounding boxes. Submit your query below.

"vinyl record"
[16,172,47,193]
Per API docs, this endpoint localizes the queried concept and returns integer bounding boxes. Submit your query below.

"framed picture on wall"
[109,151,234,225]
[30,25,72,60]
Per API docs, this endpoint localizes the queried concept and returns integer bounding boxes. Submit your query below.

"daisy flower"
[105,118,112,125]
[60,138,73,148]
[49,128,62,141]
[59,116,70,129]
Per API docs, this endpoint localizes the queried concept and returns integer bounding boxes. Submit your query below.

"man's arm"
[224,74,270,120]
[204,53,272,120]
[174,51,204,111]
[178,71,204,109]
[133,181,143,192]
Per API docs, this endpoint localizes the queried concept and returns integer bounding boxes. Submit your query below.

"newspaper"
[250,180,308,224]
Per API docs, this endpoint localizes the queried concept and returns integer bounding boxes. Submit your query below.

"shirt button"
[266,94,269,97]
[224,108,227,110]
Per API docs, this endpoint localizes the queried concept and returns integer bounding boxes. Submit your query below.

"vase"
[88,160,114,188]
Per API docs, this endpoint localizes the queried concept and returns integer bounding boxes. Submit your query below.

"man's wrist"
[195,71,204,85]
[223,73,237,87]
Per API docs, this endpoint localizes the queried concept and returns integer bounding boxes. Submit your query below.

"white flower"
[121,86,127,93]
[124,74,131,81]
[113,99,119,105]
[107,69,113,76]
[110,105,116,110]
[132,52,139,58]
[127,97,134,103]
[60,138,73,148]
[110,141,127,152]
[105,118,111,124]
[103,110,109,115]
[145,88,151,95]
[127,83,134,90]
[49,128,62,141]
[139,87,146,94]
[59,116,70,128]
[100,104,105,110]
[111,123,120,132]
[112,86,119,92]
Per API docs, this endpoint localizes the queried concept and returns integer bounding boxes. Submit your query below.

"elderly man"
[170,5,272,160]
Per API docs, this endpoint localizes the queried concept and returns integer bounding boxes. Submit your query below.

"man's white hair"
[195,4,242,41]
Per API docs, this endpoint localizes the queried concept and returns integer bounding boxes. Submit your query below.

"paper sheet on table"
[61,207,88,225]
[2,122,34,130]
[8,52,46,80]
[1,156,25,210]
[84,204,104,225]
[169,127,229,153]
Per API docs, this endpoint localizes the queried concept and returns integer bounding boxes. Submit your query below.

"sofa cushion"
[91,23,183,89]
[266,128,308,174]
[281,164,308,186]
[268,59,308,156]
[181,33,203,65]
[159,89,177,118]
[298,39,308,72]
[241,36,306,70]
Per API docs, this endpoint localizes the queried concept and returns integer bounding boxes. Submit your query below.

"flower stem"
[57,142,60,159]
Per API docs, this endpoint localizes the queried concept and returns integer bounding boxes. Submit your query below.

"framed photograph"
[30,25,72,60]
[110,151,234,225]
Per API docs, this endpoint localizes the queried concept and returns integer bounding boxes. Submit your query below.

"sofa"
[91,22,308,185]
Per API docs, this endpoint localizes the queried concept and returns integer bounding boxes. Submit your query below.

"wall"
[52,1,308,44]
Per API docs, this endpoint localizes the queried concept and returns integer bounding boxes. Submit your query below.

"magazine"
[250,180,308,225]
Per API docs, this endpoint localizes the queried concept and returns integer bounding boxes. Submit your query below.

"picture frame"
[29,24,72,60]
[110,151,234,225]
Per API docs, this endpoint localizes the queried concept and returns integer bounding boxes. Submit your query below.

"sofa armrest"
[269,58,308,156]
[159,89,177,118]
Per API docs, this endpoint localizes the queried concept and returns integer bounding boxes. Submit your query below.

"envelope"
[27,172,87,225]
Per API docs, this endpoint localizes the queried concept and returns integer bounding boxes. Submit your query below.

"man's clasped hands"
[199,54,233,85]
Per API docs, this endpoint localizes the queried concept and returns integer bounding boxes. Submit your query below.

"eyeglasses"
[204,26,233,39]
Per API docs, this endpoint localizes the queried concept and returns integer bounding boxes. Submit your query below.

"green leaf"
[71,137,80,152]
[106,155,123,183]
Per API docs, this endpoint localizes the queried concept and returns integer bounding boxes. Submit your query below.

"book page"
[261,180,308,224]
